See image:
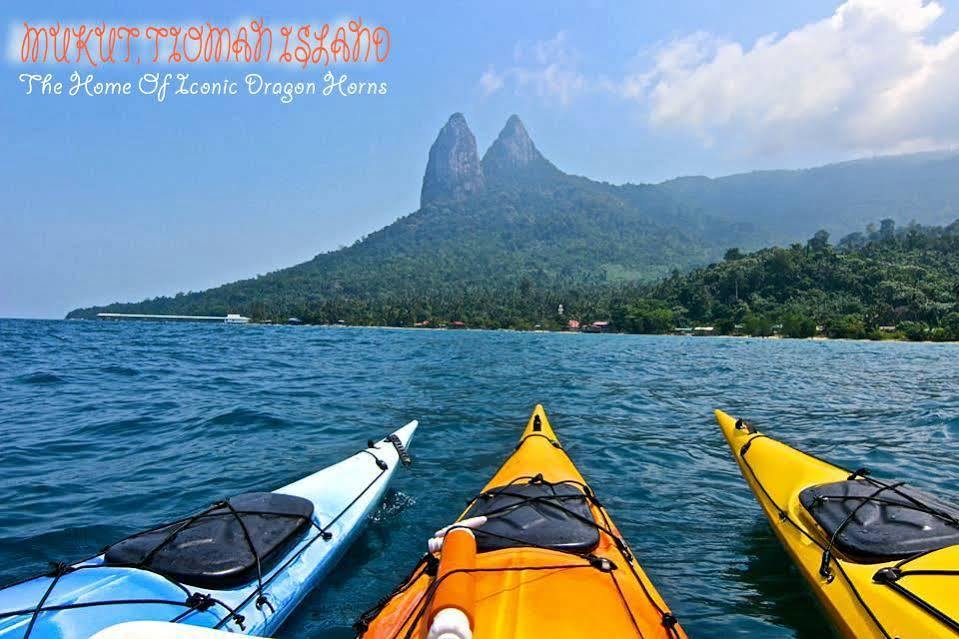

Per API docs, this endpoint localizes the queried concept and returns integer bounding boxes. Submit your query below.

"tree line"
[71,218,959,341]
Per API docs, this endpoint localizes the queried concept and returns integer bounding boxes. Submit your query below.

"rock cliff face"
[420,113,485,207]
[481,114,556,181]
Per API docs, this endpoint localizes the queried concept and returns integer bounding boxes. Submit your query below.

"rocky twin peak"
[420,113,557,207]
[420,113,485,208]
[481,114,553,179]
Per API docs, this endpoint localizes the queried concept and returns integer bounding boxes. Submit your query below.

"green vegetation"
[622,219,959,340]
[67,137,959,342]
[67,177,754,323]
[73,217,959,342]
[657,151,959,244]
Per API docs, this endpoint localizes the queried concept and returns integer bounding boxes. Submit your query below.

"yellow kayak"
[355,405,687,639]
[716,409,959,639]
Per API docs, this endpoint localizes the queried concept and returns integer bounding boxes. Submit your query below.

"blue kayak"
[0,421,417,638]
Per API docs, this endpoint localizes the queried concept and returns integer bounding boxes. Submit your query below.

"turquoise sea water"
[1,319,958,638]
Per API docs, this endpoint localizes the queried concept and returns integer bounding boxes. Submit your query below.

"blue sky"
[3,0,958,318]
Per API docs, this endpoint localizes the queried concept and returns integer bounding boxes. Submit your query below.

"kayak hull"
[0,421,417,638]
[716,409,958,639]
[357,406,686,639]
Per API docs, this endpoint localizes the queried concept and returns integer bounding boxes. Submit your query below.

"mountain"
[481,114,558,181]
[658,151,959,242]
[68,114,959,325]
[420,113,485,206]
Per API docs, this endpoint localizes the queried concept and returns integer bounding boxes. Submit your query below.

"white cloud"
[479,67,504,95]
[484,1,959,156]
[632,0,959,155]
[480,31,588,105]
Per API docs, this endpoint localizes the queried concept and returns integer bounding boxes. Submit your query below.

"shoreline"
[345,326,959,344]
[8,317,959,345]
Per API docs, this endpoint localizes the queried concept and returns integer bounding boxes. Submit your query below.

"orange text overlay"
[18,18,390,67]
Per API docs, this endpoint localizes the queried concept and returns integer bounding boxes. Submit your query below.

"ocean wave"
[0,318,957,638]
[14,371,65,385]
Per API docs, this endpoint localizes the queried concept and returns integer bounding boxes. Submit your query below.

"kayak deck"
[0,421,417,639]
[716,409,959,639]
[357,405,685,639]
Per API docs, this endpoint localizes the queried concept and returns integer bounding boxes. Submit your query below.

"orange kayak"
[355,405,686,639]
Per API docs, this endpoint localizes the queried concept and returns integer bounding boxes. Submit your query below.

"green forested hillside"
[67,177,753,322]
[613,219,959,340]
[67,114,959,332]
[658,151,959,243]
[73,218,959,341]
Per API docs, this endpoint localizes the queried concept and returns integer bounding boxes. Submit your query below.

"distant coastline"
[70,217,959,345]
[64,114,959,346]
[57,316,959,345]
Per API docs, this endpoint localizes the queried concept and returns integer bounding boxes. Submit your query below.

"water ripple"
[14,371,65,385]
[1,320,957,638]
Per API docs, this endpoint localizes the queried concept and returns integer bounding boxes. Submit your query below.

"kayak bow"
[0,420,417,639]
[716,409,959,639]
[356,405,686,639]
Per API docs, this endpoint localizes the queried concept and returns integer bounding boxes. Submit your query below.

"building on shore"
[581,321,611,333]
[98,312,249,324]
